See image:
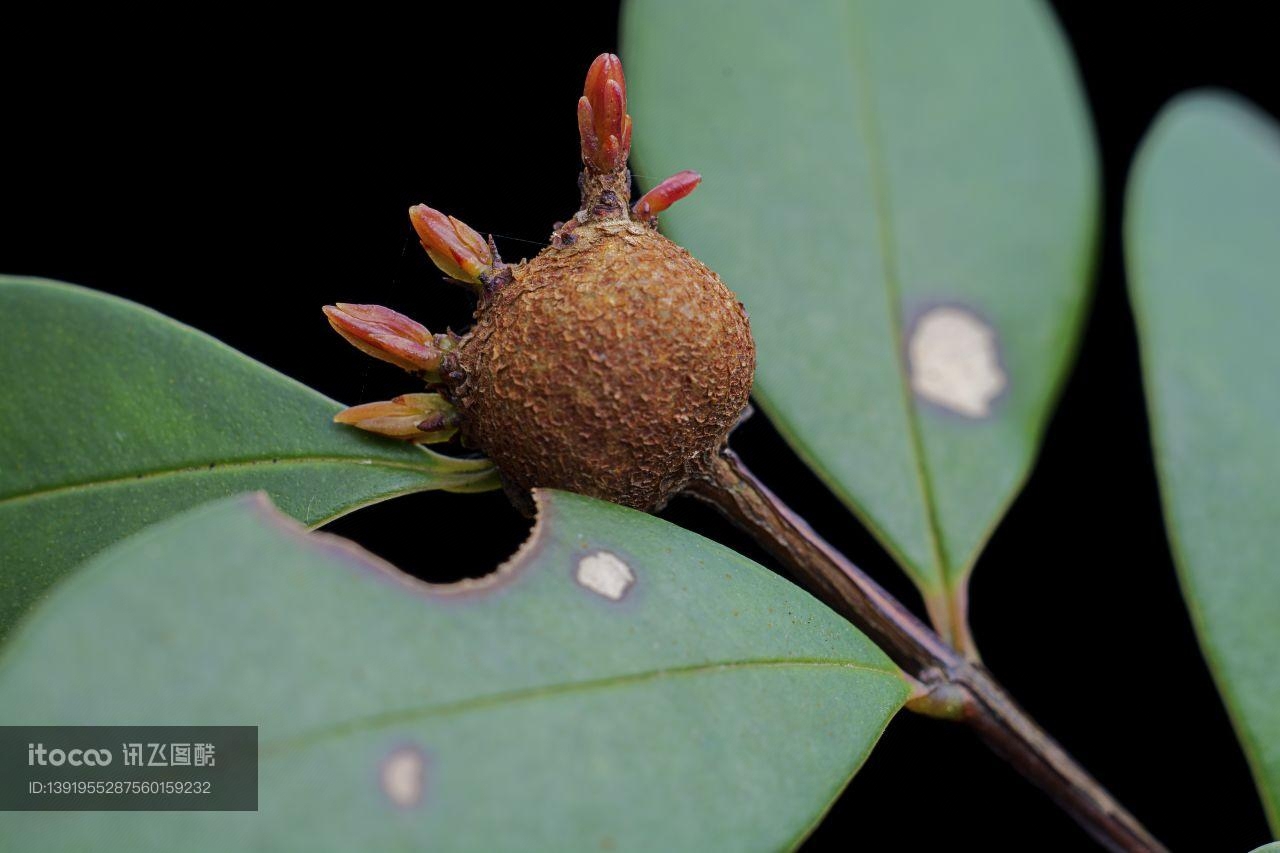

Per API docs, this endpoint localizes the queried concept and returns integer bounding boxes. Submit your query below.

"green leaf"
[0,276,496,640]
[622,0,1098,637]
[1125,92,1280,832]
[0,490,907,850]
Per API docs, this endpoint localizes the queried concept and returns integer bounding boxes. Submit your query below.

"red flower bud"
[333,393,460,444]
[578,53,632,173]
[323,303,446,379]
[409,204,493,286]
[633,171,702,222]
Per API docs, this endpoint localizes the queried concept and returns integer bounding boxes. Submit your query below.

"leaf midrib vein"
[260,657,900,758]
[0,455,471,508]
[843,0,950,590]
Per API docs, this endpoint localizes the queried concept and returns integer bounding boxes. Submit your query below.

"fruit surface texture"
[454,219,754,510]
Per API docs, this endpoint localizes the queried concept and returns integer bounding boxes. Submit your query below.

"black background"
[3,4,1276,851]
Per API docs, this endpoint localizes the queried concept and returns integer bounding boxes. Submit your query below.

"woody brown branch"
[685,447,1167,853]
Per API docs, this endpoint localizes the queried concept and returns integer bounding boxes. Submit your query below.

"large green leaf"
[623,0,1098,639]
[0,490,906,850]
[1125,92,1280,832]
[0,276,496,639]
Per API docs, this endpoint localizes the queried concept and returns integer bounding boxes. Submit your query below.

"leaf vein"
[843,0,950,590]
[0,455,486,508]
[260,657,901,757]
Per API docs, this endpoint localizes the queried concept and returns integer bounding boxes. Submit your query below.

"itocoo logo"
[27,743,113,766]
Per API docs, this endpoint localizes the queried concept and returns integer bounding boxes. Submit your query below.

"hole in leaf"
[322,489,532,584]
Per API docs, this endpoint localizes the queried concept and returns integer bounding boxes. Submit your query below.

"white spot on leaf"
[908,306,1006,418]
[576,551,635,600]
[381,745,425,808]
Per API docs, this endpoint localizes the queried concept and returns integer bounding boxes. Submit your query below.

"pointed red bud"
[632,171,702,222]
[334,393,461,444]
[323,303,446,379]
[579,53,631,173]
[409,204,493,286]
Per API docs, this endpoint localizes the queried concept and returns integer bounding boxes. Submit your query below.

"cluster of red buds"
[324,53,704,445]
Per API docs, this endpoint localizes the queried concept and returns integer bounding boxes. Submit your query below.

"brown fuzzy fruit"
[326,53,756,514]
[449,219,754,511]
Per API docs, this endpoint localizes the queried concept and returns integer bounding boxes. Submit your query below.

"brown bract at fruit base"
[325,52,754,513]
